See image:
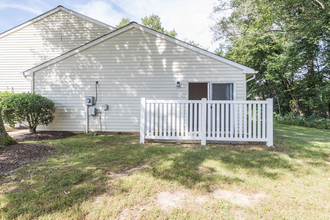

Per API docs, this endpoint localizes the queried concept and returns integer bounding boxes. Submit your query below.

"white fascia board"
[0,6,116,40]
[24,25,135,76]
[131,23,257,74]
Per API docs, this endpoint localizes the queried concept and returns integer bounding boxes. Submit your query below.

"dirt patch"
[0,143,55,176]
[197,166,215,174]
[156,191,187,210]
[213,189,265,206]
[13,131,76,142]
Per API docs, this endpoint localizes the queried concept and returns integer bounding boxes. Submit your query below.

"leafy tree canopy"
[211,0,330,117]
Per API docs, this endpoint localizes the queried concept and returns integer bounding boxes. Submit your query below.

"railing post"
[266,98,273,147]
[140,98,146,143]
[201,98,207,145]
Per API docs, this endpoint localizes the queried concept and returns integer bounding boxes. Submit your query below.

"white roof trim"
[0,6,116,39]
[24,22,256,76]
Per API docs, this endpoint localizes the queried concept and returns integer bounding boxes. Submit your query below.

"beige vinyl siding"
[34,28,246,132]
[0,10,111,93]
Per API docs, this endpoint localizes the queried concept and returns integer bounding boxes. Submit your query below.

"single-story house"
[1,6,258,133]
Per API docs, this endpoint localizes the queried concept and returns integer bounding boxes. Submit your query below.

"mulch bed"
[0,143,55,176]
[13,131,76,142]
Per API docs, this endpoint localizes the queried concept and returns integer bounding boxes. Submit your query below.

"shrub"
[2,93,55,133]
[274,113,330,130]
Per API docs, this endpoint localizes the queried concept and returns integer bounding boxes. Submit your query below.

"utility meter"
[89,107,96,116]
[85,96,95,105]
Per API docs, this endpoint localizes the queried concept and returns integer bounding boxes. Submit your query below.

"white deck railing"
[140,98,273,146]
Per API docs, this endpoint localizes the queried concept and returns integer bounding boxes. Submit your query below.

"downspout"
[246,73,257,83]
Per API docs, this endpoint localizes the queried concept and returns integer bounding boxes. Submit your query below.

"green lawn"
[1,123,330,219]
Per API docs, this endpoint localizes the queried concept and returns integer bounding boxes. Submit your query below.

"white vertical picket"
[221,103,224,138]
[172,103,175,137]
[208,103,211,137]
[150,103,154,137]
[262,103,266,139]
[155,103,158,137]
[253,104,256,139]
[181,103,184,137]
[234,104,238,138]
[198,103,202,137]
[159,103,163,137]
[266,99,273,146]
[217,103,220,138]
[194,103,197,137]
[212,104,215,137]
[249,103,252,139]
[176,104,180,137]
[201,98,207,145]
[230,103,234,138]
[168,103,172,137]
[242,104,247,138]
[164,103,167,137]
[146,103,150,137]
[185,103,188,137]
[240,104,243,138]
[189,103,193,137]
[140,98,146,143]
[225,104,229,138]
[258,104,261,139]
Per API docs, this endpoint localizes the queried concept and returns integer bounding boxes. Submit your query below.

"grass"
[1,123,330,219]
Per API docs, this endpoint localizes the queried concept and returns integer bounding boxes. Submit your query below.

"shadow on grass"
[1,124,329,218]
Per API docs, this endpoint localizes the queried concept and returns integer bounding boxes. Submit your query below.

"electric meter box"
[88,107,96,116]
[85,96,95,105]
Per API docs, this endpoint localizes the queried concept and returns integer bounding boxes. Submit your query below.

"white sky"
[0,0,220,51]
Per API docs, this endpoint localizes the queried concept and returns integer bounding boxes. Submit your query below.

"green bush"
[2,93,55,133]
[274,113,330,130]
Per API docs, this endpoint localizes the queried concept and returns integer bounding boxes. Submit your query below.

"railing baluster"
[262,103,266,139]
[155,103,158,137]
[176,103,180,137]
[194,103,197,137]
[221,103,224,138]
[150,103,154,137]
[217,103,220,138]
[172,103,175,137]
[181,103,184,137]
[189,103,193,137]
[225,103,229,138]
[253,104,256,139]
[169,103,171,137]
[212,103,215,138]
[258,104,261,139]
[146,103,150,137]
[242,104,247,138]
[249,103,252,139]
[198,103,202,137]
[240,104,243,138]
[208,103,211,138]
[185,103,188,137]
[159,103,163,137]
[230,103,234,138]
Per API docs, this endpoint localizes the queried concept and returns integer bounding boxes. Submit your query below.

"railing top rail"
[206,100,268,104]
[146,100,203,104]
[145,99,268,104]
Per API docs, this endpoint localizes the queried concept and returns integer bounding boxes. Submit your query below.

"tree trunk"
[0,108,16,148]
[29,126,37,133]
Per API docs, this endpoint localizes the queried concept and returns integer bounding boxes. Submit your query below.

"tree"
[2,93,56,133]
[141,14,177,38]
[116,18,130,28]
[211,0,330,117]
[0,92,16,148]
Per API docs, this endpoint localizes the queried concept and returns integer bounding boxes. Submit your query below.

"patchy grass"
[1,124,330,219]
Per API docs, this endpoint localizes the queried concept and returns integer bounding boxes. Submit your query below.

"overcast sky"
[0,0,220,51]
